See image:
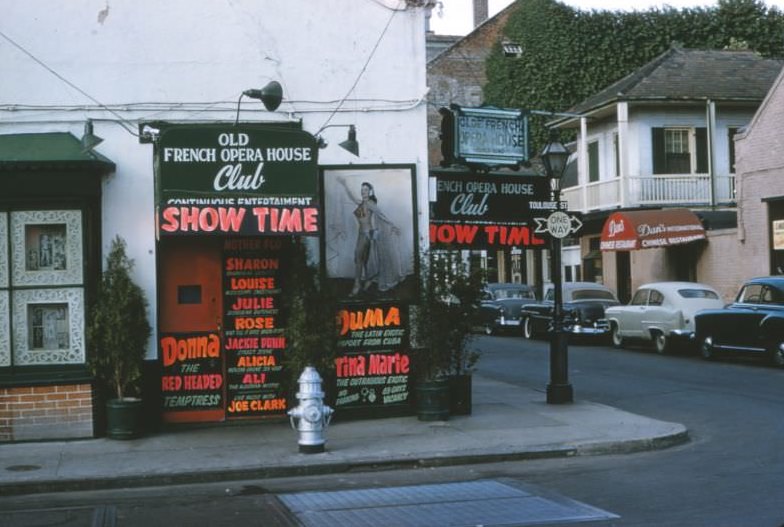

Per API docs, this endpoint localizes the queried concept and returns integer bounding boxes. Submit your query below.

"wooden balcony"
[562,174,736,212]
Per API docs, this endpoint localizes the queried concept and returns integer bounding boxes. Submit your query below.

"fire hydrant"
[287,366,334,453]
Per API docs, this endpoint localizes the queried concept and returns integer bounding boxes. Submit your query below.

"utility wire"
[0,29,139,136]
[316,4,400,133]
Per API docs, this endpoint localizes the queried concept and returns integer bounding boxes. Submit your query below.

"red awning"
[600,208,706,251]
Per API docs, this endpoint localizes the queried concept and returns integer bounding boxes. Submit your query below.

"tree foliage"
[87,237,151,400]
[485,0,784,153]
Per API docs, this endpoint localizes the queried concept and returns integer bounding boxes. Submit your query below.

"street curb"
[0,429,689,496]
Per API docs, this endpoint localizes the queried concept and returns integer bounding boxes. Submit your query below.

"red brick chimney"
[473,0,489,27]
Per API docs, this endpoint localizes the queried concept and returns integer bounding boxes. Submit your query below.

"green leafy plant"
[485,0,784,154]
[87,236,151,400]
[279,238,339,399]
[411,250,484,380]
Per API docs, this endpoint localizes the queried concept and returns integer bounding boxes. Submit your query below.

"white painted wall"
[1,0,430,359]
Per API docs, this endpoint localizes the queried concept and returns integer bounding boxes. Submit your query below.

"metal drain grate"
[278,479,618,527]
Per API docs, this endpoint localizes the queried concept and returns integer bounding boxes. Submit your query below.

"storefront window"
[0,210,85,368]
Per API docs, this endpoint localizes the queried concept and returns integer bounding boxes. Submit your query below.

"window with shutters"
[652,127,708,175]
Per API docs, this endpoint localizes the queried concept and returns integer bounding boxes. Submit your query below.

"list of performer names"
[223,238,287,417]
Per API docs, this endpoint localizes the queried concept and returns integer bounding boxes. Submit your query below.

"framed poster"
[11,210,84,286]
[0,212,8,288]
[773,220,784,250]
[322,165,418,302]
[12,288,85,365]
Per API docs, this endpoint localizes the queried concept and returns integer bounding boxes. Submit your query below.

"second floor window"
[588,140,600,182]
[652,127,708,175]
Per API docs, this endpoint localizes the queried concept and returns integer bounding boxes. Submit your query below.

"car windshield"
[493,288,534,300]
[571,289,615,301]
[678,288,719,299]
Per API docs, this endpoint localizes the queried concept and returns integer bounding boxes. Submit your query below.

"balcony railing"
[562,174,736,212]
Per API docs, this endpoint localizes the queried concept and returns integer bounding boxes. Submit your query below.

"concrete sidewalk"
[0,374,688,496]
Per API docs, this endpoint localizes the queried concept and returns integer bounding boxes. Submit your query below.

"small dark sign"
[160,331,224,415]
[440,105,528,169]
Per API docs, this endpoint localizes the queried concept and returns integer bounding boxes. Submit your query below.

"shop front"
[154,123,319,423]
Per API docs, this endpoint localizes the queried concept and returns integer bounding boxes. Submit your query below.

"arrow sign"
[534,212,583,239]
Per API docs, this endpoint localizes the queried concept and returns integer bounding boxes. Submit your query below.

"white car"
[605,282,725,354]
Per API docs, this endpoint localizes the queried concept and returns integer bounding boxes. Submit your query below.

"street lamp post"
[540,135,573,404]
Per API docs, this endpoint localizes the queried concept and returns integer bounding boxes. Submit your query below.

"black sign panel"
[155,124,319,236]
[429,172,556,249]
[333,302,411,417]
[440,105,529,169]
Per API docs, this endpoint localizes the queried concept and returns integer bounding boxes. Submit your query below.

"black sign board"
[155,124,319,237]
[333,302,411,418]
[222,238,287,418]
[440,105,528,169]
[429,172,554,249]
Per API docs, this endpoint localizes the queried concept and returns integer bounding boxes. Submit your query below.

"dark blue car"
[695,276,784,367]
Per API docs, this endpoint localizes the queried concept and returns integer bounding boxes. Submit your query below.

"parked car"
[695,276,784,367]
[521,281,620,341]
[477,282,537,335]
[605,282,724,354]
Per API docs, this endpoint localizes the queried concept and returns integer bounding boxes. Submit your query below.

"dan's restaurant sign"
[155,124,319,236]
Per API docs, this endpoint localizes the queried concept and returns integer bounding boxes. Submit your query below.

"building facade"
[0,0,432,441]
[550,47,784,302]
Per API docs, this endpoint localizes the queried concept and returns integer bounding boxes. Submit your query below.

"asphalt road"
[1,334,782,526]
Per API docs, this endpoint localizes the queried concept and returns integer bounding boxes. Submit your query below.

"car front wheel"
[611,324,624,348]
[654,331,669,354]
[700,336,715,361]
[523,317,535,340]
[771,342,784,368]
[484,323,494,336]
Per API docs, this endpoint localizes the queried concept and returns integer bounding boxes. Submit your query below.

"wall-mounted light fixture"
[80,119,103,152]
[316,124,359,157]
[235,80,284,125]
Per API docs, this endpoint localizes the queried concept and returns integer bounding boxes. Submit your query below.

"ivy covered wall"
[484,0,784,153]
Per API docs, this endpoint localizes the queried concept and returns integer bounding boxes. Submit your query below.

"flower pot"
[105,398,143,439]
[448,374,472,416]
[415,377,450,421]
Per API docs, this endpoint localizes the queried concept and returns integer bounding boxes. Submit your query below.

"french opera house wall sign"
[154,123,319,423]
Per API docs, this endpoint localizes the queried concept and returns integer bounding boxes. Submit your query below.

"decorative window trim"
[0,212,7,287]
[12,288,85,365]
[11,210,83,287]
[0,291,8,367]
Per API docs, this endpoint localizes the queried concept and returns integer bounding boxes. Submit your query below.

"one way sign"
[534,211,583,239]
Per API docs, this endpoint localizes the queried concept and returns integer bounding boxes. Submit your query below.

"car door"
[640,288,674,337]
[623,288,650,338]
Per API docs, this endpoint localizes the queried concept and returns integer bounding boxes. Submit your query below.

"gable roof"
[566,47,784,118]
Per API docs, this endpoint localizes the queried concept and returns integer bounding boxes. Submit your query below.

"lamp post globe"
[540,133,573,405]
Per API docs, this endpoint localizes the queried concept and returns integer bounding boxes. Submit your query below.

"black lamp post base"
[546,383,573,404]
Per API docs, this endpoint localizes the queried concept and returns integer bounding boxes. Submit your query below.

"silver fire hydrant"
[287,366,334,453]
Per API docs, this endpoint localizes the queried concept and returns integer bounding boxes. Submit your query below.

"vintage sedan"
[477,282,537,335]
[695,276,784,367]
[521,281,619,341]
[605,282,724,354]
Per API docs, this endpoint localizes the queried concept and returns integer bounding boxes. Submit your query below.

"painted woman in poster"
[337,176,405,296]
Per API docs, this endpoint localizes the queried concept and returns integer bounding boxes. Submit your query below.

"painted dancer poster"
[222,238,287,417]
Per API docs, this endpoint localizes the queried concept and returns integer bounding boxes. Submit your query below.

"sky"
[429,0,784,35]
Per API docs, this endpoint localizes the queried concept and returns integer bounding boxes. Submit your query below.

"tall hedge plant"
[87,237,151,400]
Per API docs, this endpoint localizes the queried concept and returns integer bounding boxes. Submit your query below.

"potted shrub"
[411,250,483,420]
[279,238,339,407]
[87,236,151,439]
